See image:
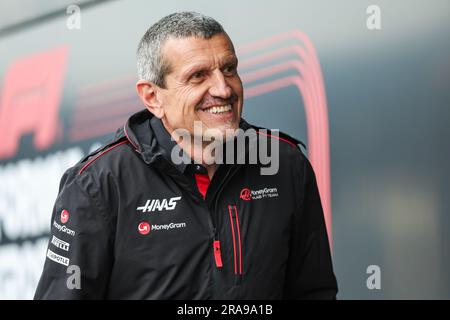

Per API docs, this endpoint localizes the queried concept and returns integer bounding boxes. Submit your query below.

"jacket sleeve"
[34,168,114,299]
[283,152,338,299]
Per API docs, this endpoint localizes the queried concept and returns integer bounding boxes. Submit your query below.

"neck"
[171,132,218,179]
[204,163,218,180]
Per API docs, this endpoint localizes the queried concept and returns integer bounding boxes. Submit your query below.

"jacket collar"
[117,109,253,170]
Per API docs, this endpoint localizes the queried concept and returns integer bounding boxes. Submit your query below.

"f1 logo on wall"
[0,46,68,160]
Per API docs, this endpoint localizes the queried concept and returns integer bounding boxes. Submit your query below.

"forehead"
[161,34,237,74]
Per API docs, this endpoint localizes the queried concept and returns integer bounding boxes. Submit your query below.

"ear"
[136,80,165,119]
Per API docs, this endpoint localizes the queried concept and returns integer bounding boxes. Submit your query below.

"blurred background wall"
[0,0,449,299]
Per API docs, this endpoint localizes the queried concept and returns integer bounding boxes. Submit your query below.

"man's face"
[157,33,243,140]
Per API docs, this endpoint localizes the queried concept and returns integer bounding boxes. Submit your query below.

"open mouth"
[200,104,232,115]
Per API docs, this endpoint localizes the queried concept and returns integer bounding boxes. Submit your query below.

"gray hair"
[136,12,226,88]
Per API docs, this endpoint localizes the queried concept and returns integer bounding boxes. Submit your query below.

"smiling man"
[34,12,337,299]
[135,27,243,178]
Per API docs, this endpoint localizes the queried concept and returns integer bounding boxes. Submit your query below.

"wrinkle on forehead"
[180,55,237,78]
[162,34,236,79]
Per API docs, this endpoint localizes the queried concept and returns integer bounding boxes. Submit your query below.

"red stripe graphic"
[233,205,243,275]
[228,205,238,274]
[238,30,333,250]
[255,131,298,149]
[79,140,128,174]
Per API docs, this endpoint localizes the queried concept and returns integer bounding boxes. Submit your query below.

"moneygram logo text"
[53,220,75,236]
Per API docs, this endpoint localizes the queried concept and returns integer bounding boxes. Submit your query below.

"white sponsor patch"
[46,249,69,266]
[51,235,70,252]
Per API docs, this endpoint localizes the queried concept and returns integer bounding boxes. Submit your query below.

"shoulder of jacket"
[76,136,130,175]
[246,122,306,151]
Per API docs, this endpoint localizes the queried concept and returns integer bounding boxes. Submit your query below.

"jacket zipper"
[228,204,243,284]
[213,228,223,268]
[211,165,241,273]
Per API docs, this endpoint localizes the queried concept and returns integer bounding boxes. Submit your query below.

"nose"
[208,70,232,99]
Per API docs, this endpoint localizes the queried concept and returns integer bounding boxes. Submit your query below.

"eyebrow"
[220,56,238,68]
[181,63,210,80]
[181,56,239,80]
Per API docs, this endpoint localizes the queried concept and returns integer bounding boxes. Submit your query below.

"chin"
[217,121,239,133]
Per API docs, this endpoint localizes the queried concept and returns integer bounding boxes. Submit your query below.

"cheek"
[178,87,207,115]
[165,87,204,125]
[231,80,244,108]
[230,77,243,94]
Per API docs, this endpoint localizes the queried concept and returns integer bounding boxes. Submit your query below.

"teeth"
[203,104,232,114]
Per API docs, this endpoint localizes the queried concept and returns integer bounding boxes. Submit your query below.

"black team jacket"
[34,109,338,299]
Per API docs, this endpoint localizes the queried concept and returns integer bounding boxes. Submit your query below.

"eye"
[190,70,206,81]
[222,64,237,76]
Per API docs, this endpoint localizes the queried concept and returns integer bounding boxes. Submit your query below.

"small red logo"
[138,222,151,235]
[240,188,251,201]
[60,209,69,224]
